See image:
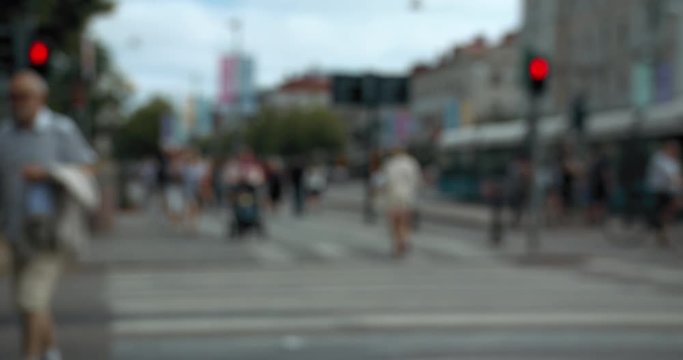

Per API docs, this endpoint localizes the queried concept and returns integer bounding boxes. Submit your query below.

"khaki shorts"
[12,252,65,313]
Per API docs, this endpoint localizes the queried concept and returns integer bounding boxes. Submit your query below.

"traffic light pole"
[11,17,30,70]
[523,53,550,256]
[526,93,542,255]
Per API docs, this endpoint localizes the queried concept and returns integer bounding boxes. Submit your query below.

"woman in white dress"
[379,148,421,258]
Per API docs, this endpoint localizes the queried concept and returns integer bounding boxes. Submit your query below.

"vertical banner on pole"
[217,55,256,119]
[218,56,237,110]
[238,57,256,115]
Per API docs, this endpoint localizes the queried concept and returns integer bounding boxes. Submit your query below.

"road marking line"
[415,236,491,258]
[112,312,683,336]
[249,242,295,265]
[586,258,683,285]
[311,242,349,259]
[198,216,226,237]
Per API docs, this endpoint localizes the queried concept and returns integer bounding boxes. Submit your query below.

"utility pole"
[526,93,541,254]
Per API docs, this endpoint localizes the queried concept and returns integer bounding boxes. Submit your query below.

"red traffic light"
[529,57,549,81]
[29,40,50,66]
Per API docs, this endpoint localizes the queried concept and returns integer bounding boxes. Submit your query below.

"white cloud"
[92,0,520,103]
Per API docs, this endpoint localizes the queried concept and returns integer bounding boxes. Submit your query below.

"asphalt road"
[1,203,683,359]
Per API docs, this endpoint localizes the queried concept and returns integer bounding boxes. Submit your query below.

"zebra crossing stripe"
[585,257,683,285]
[197,209,497,264]
[249,242,295,264]
[112,312,683,336]
[311,242,349,258]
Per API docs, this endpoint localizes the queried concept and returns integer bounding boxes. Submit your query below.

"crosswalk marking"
[112,312,683,336]
[247,241,295,264]
[193,208,502,266]
[105,264,642,320]
[269,218,368,261]
[415,235,492,259]
[198,213,227,237]
[585,257,683,286]
[102,219,683,338]
[114,211,683,322]
[311,241,350,258]
[272,212,497,263]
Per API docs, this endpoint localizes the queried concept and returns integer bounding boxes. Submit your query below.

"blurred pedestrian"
[379,147,421,258]
[156,151,170,200]
[139,157,158,209]
[331,158,349,183]
[265,157,285,213]
[558,144,581,221]
[305,162,327,210]
[505,153,531,228]
[232,148,265,188]
[646,140,682,247]
[618,126,649,223]
[0,70,97,360]
[587,147,612,224]
[163,151,186,225]
[198,155,214,207]
[544,163,563,226]
[181,150,206,233]
[124,162,145,210]
[289,157,306,216]
[210,157,226,208]
[483,178,505,247]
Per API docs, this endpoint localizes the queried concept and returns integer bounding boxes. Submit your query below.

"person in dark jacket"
[289,157,306,216]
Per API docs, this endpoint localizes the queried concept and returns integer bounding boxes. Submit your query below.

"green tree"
[87,43,133,120]
[113,97,172,160]
[192,130,241,158]
[246,107,346,157]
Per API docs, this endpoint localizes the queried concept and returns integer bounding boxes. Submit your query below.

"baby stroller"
[228,181,266,239]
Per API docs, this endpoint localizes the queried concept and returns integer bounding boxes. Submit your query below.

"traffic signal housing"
[527,55,550,96]
[332,74,409,107]
[28,38,51,76]
[29,40,49,66]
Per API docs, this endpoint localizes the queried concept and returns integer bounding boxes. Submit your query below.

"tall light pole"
[228,18,243,55]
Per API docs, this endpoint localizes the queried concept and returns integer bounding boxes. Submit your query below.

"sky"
[91,0,521,104]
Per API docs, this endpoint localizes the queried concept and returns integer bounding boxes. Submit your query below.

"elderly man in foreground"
[0,70,98,360]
